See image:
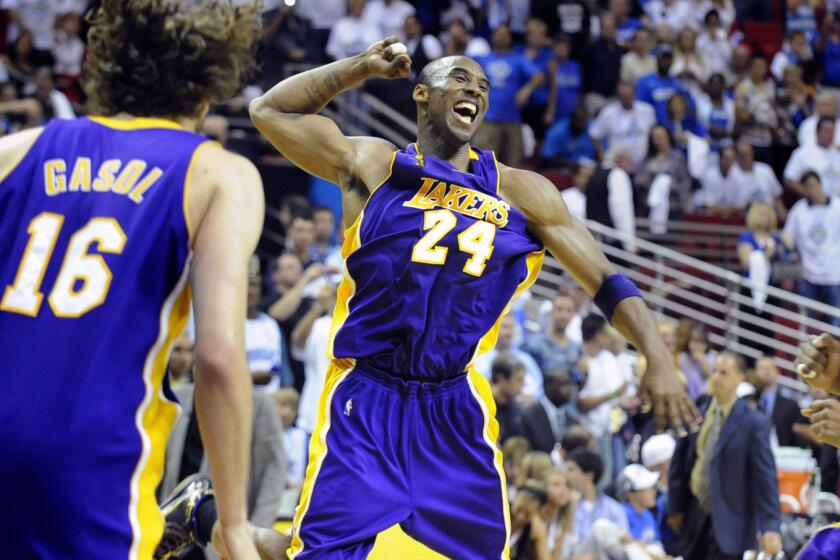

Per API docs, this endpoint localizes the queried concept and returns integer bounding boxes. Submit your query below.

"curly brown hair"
[85,0,260,119]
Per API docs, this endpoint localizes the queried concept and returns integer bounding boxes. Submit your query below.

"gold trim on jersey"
[468,249,545,366]
[182,141,221,244]
[465,368,512,560]
[127,259,192,560]
[88,116,185,131]
[289,360,354,558]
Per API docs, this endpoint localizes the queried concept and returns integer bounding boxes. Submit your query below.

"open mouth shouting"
[452,100,478,125]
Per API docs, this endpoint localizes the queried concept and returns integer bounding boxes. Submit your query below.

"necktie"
[698,406,722,513]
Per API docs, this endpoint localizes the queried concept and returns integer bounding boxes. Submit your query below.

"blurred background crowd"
[13,0,840,557]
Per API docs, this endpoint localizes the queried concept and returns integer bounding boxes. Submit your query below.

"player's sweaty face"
[427,61,489,140]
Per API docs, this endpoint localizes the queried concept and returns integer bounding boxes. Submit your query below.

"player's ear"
[413,83,429,104]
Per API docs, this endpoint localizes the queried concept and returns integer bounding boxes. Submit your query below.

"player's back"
[0,116,211,559]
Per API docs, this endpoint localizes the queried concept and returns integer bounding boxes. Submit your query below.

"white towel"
[686,131,710,180]
[749,249,770,312]
[647,174,671,234]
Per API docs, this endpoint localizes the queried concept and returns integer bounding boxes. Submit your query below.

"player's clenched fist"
[797,333,840,396]
[364,36,412,79]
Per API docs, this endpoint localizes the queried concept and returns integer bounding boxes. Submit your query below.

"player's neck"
[415,136,472,172]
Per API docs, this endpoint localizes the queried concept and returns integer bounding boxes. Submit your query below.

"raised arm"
[248,37,407,190]
[499,165,699,434]
[188,146,264,559]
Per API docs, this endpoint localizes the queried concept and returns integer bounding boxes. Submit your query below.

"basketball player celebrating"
[253,37,699,559]
[0,1,263,559]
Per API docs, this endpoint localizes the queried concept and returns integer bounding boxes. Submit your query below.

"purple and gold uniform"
[0,117,212,559]
[798,522,840,559]
[291,144,544,559]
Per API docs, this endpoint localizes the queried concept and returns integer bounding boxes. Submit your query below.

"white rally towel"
[647,174,672,234]
[749,249,770,312]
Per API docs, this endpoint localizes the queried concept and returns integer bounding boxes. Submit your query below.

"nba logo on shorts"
[344,399,353,417]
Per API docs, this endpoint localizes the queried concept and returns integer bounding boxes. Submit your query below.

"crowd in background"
[5,0,840,557]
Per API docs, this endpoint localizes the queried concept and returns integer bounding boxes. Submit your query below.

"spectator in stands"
[295,0,346,60]
[735,53,777,165]
[775,65,814,168]
[2,0,56,67]
[695,0,736,29]
[441,16,491,58]
[520,20,554,139]
[636,44,695,124]
[325,0,379,61]
[645,0,693,33]
[567,449,629,542]
[265,255,325,391]
[524,292,582,375]
[578,314,629,483]
[620,28,656,85]
[610,0,643,47]
[522,366,581,454]
[771,30,813,82]
[698,145,737,211]
[540,106,595,170]
[677,323,714,399]
[617,464,666,553]
[259,5,319,88]
[161,382,285,532]
[7,30,35,92]
[168,334,194,389]
[291,282,336,432]
[737,202,784,360]
[753,356,809,448]
[582,13,624,115]
[362,0,414,41]
[402,14,443,81]
[696,10,734,79]
[723,43,752,88]
[52,12,83,104]
[285,214,317,268]
[541,467,578,559]
[667,351,781,560]
[544,33,581,129]
[785,117,840,197]
[696,73,735,153]
[584,148,637,253]
[671,27,709,95]
[783,171,840,325]
[635,124,693,218]
[589,80,656,169]
[473,24,544,167]
[504,436,531,497]
[642,433,678,552]
[200,115,229,146]
[797,92,840,148]
[491,354,527,443]
[786,0,818,43]
[730,140,784,214]
[510,481,551,560]
[247,261,288,392]
[476,313,544,402]
[274,387,310,491]
[33,67,74,121]
[560,163,592,221]
[663,92,706,152]
[515,452,554,489]
[310,206,340,264]
[814,12,840,94]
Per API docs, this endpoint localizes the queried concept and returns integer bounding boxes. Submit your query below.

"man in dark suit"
[521,366,582,453]
[754,355,809,448]
[668,350,781,560]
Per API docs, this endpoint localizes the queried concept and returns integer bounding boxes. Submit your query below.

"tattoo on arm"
[301,69,346,113]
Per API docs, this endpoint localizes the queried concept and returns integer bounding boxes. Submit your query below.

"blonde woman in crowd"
[516,451,555,488]
[541,467,579,560]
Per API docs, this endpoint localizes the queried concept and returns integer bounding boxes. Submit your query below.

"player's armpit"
[249,102,395,190]
[497,165,614,293]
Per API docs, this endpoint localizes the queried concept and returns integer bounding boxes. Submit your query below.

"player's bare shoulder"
[0,126,44,182]
[186,142,264,246]
[346,135,398,193]
[497,162,572,228]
